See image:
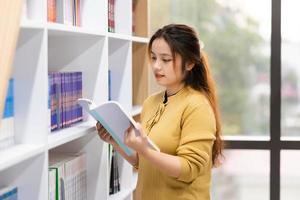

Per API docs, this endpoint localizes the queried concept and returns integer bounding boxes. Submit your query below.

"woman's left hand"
[124,123,149,154]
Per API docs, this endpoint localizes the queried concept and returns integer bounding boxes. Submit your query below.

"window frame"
[225,1,299,200]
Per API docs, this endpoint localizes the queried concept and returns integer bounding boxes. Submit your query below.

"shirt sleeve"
[176,102,216,183]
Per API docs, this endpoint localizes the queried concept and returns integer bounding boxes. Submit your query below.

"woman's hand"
[96,122,116,146]
[124,123,150,154]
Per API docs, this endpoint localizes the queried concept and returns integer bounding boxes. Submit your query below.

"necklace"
[164,86,185,103]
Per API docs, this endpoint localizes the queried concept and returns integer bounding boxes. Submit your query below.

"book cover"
[49,168,56,200]
[0,186,18,200]
[77,98,160,156]
[0,78,14,150]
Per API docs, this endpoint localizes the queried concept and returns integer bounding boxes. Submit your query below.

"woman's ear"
[186,62,195,71]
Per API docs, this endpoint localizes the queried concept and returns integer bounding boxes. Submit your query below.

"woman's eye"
[162,59,171,63]
[151,57,157,60]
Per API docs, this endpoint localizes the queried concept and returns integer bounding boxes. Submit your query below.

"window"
[151,0,271,136]
[281,151,300,200]
[212,150,269,200]
[281,0,300,137]
[150,0,300,199]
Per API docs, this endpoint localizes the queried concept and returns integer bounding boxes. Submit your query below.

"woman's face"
[150,38,185,93]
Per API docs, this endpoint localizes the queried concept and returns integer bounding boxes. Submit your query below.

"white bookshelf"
[0,0,151,199]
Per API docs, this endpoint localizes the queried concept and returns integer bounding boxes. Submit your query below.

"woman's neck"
[166,83,185,97]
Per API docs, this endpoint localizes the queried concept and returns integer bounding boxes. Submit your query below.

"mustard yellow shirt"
[135,86,216,200]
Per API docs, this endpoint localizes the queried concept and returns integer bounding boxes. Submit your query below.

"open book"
[77,98,160,156]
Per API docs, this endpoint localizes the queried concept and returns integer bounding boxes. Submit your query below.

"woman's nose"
[153,60,162,70]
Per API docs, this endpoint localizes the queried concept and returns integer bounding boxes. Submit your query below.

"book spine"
[56,0,63,24]
[73,0,76,26]
[65,72,72,127]
[77,72,83,122]
[47,0,56,22]
[109,148,114,195]
[55,72,62,130]
[108,70,111,101]
[50,72,58,131]
[75,0,81,26]
[108,0,115,32]
[0,78,14,150]
[132,0,137,35]
[61,73,65,128]
[49,168,57,200]
[48,73,52,132]
[65,0,74,25]
[0,186,18,199]
[108,0,111,32]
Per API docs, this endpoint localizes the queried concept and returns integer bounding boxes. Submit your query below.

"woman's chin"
[155,79,165,85]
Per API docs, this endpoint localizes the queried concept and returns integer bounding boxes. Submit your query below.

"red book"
[47,0,56,22]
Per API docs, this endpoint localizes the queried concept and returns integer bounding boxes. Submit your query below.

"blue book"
[49,72,58,131]
[0,186,18,200]
[3,79,14,119]
[108,70,111,101]
[0,78,14,149]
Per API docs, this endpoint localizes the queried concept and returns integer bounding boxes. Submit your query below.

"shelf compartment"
[49,130,108,200]
[0,152,47,199]
[132,0,148,37]
[47,22,106,37]
[108,171,137,200]
[108,38,132,112]
[47,121,96,149]
[48,33,108,121]
[132,42,149,106]
[80,0,107,32]
[13,28,48,144]
[0,144,45,171]
[112,0,132,35]
[23,0,45,23]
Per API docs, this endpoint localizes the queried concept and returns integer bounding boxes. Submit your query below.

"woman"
[96,24,223,200]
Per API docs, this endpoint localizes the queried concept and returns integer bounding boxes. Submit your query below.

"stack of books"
[49,153,87,200]
[109,147,120,195]
[108,0,115,32]
[48,72,83,132]
[47,0,81,26]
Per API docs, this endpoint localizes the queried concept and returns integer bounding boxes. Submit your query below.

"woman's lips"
[155,74,164,79]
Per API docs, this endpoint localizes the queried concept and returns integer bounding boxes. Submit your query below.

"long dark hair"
[148,24,223,166]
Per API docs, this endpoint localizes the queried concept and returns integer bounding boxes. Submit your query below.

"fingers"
[99,130,113,142]
[96,122,109,139]
[102,132,112,141]
[96,122,107,134]
[96,121,103,130]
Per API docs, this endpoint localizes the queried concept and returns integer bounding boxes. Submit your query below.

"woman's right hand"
[96,122,116,146]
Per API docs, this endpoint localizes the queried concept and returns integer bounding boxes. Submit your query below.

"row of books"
[109,145,121,195]
[49,153,87,200]
[49,72,83,132]
[47,0,81,26]
[0,186,18,200]
[25,0,142,35]
[108,0,140,34]
[108,0,115,32]
[0,79,14,150]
